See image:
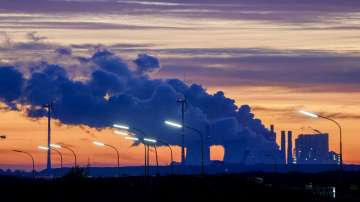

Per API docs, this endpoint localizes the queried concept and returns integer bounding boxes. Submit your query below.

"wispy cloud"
[252,105,360,120]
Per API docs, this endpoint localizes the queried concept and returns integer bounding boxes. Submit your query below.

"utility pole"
[177,96,186,165]
[44,103,52,171]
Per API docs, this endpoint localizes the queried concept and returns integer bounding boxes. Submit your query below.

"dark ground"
[0,171,359,202]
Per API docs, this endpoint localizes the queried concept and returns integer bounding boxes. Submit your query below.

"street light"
[93,141,120,176]
[165,120,205,175]
[164,120,182,128]
[13,150,35,179]
[144,138,157,143]
[143,137,160,175]
[38,145,63,176]
[123,135,149,176]
[58,144,78,168]
[125,137,139,141]
[299,110,343,171]
[156,139,174,175]
[114,124,150,177]
[50,144,62,149]
[113,124,130,130]
[114,130,129,136]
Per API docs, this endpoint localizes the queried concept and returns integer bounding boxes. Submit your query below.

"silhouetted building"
[294,133,338,164]
[280,131,286,164]
[287,131,293,164]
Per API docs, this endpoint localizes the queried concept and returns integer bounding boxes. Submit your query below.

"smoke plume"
[0,47,279,164]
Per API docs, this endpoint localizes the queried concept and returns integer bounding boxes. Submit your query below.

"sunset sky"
[0,0,360,170]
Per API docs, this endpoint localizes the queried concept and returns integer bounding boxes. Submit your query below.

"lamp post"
[13,150,35,179]
[124,135,149,176]
[38,146,63,177]
[113,124,150,176]
[299,110,343,171]
[165,120,205,175]
[43,103,53,171]
[177,96,187,165]
[156,139,174,175]
[144,138,159,176]
[57,144,78,168]
[93,141,120,176]
[114,124,175,176]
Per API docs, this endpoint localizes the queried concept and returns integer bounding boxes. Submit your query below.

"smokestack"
[287,131,293,164]
[269,124,276,142]
[281,131,286,164]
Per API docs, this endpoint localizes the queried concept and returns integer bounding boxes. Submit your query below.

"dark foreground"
[1,172,360,202]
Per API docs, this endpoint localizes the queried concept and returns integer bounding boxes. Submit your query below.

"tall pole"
[144,144,147,176]
[180,99,186,165]
[45,103,52,171]
[176,96,186,165]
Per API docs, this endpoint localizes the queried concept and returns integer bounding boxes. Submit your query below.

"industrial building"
[294,133,339,165]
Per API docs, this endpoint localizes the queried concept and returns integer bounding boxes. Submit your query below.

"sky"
[0,0,360,170]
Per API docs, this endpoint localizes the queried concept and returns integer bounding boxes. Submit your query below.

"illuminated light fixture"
[164,120,182,128]
[50,144,62,149]
[299,110,318,118]
[93,141,105,146]
[125,137,139,141]
[38,146,49,150]
[144,138,157,143]
[114,130,129,136]
[113,124,130,130]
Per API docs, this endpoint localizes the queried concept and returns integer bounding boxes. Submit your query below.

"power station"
[294,133,340,165]
[183,124,339,166]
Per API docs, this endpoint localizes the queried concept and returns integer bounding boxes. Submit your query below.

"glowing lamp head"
[125,137,139,141]
[114,130,129,136]
[38,146,49,150]
[144,138,157,143]
[50,144,62,149]
[93,141,105,146]
[113,124,130,130]
[164,120,183,128]
[299,110,319,118]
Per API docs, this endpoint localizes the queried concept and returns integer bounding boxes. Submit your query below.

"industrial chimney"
[269,124,276,142]
[287,131,293,164]
[281,131,286,164]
